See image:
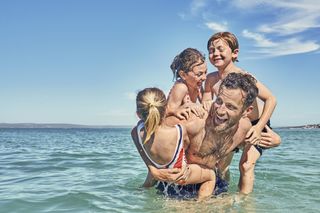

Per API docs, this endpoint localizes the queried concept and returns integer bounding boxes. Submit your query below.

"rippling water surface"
[1,128,319,212]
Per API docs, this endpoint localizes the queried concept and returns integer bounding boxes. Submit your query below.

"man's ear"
[242,105,253,118]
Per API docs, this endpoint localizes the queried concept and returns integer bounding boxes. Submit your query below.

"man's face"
[212,86,245,132]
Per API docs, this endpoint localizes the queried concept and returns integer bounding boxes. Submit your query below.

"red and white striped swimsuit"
[137,122,187,169]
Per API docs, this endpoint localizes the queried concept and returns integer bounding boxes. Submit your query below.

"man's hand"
[148,165,189,183]
[245,125,262,145]
[258,126,281,148]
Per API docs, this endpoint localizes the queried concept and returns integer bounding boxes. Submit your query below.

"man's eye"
[226,104,236,110]
[216,98,222,105]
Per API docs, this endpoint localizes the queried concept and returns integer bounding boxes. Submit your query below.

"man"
[147,72,281,195]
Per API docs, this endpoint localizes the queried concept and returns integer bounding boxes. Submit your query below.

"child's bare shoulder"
[238,69,257,79]
[169,81,188,96]
[172,81,188,91]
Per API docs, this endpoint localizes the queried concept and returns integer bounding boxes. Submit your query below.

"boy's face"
[208,39,238,69]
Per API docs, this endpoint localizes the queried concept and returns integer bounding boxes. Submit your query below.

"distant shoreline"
[0,123,319,129]
[0,123,132,129]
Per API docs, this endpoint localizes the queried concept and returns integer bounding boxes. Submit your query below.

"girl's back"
[137,123,186,168]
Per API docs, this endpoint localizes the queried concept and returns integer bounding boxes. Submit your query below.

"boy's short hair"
[207,32,239,62]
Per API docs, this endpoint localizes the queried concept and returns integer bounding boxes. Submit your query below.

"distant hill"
[0,123,132,129]
[276,124,320,129]
[0,123,319,129]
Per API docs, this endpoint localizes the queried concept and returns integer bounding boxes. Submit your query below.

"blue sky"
[1,0,320,127]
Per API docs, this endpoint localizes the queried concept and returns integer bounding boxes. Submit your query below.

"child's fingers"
[245,128,254,139]
[264,125,271,132]
[190,108,199,117]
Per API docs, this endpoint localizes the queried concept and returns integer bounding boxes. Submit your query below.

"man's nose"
[216,105,226,115]
[201,74,207,81]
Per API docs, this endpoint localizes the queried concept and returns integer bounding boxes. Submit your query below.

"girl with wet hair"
[167,48,208,120]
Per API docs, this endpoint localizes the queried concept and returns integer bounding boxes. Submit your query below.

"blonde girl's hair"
[207,32,239,62]
[136,87,167,143]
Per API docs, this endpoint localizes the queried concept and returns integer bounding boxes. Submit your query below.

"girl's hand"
[174,106,191,120]
[189,103,206,119]
[202,100,213,112]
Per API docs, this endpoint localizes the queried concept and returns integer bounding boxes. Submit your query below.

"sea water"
[0,128,319,212]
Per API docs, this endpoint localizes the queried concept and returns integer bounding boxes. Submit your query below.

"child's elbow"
[272,95,277,106]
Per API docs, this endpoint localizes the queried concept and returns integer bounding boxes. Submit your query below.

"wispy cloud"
[124,92,136,100]
[183,0,320,57]
[190,0,207,16]
[233,0,320,35]
[234,0,320,57]
[242,30,320,57]
[205,22,228,32]
[98,109,133,117]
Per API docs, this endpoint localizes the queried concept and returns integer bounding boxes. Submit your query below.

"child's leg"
[198,180,215,200]
[238,144,261,194]
[183,164,215,184]
[183,164,215,200]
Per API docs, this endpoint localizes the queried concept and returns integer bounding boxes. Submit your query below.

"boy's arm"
[246,80,277,143]
[202,73,214,102]
[202,73,217,111]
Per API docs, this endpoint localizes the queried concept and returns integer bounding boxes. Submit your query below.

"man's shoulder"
[184,113,207,135]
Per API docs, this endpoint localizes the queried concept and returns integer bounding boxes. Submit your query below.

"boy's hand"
[259,126,281,148]
[245,126,262,145]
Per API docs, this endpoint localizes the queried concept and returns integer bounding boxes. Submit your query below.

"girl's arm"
[167,83,205,119]
[166,83,190,119]
[245,80,277,144]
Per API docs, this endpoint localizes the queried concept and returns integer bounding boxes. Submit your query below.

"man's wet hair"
[220,72,258,109]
